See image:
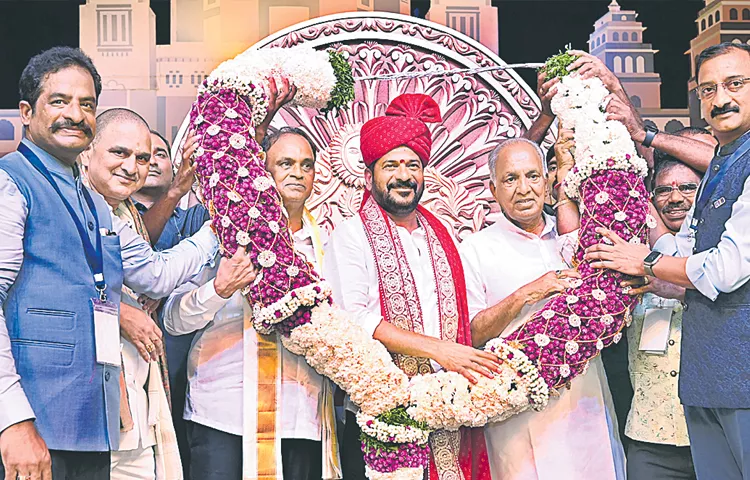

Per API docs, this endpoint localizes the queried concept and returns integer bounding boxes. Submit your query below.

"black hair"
[149,129,172,152]
[652,152,702,191]
[695,42,750,82]
[19,46,102,109]
[545,146,556,164]
[674,126,712,137]
[260,127,318,159]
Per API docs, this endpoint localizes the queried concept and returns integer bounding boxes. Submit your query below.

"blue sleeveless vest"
[0,141,123,451]
[680,137,750,409]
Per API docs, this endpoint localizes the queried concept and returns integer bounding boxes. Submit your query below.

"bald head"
[94,108,149,146]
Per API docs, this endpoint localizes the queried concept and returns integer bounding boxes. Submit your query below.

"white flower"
[596,339,604,350]
[238,166,249,177]
[196,146,205,157]
[646,214,658,229]
[207,124,221,136]
[287,265,299,277]
[592,289,606,301]
[209,173,220,187]
[230,133,246,150]
[248,206,261,218]
[227,191,242,202]
[212,150,225,160]
[559,364,571,377]
[225,107,238,119]
[629,189,640,198]
[253,176,273,192]
[566,295,579,304]
[629,236,642,244]
[236,231,250,246]
[601,314,614,325]
[268,221,280,233]
[568,314,581,327]
[258,250,277,268]
[613,332,623,344]
[595,192,609,204]
[565,341,579,355]
[194,114,204,125]
[614,211,627,222]
[542,309,555,320]
[534,333,550,347]
[221,216,231,227]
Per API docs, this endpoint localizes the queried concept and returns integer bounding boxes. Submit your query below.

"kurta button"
[88,221,95,231]
[105,371,111,381]
[669,339,675,346]
[683,303,689,312]
[713,164,720,172]
[670,370,678,377]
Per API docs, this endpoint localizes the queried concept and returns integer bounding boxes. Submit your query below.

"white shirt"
[162,223,326,440]
[459,213,625,480]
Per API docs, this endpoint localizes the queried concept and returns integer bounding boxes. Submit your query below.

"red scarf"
[359,194,490,480]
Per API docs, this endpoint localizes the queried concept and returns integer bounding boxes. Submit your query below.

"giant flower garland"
[189,46,649,479]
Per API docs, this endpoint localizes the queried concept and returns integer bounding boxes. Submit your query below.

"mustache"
[662,201,690,214]
[114,168,137,182]
[148,167,162,175]
[711,104,740,118]
[50,119,92,136]
[387,179,418,191]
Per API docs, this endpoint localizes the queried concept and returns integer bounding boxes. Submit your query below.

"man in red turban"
[323,94,494,480]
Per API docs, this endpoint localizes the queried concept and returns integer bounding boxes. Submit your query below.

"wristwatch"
[642,125,659,148]
[643,251,663,277]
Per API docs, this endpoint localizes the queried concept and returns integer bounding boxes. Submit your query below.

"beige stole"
[242,209,341,480]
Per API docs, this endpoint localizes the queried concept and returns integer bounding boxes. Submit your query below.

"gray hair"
[487,137,546,184]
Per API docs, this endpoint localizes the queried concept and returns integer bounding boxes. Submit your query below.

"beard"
[370,178,424,216]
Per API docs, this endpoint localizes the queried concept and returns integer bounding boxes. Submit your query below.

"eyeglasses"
[695,77,750,100]
[652,182,699,199]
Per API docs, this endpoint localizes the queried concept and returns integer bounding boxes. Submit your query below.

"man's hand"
[431,342,503,385]
[554,126,576,180]
[567,50,623,95]
[255,77,297,144]
[605,94,646,144]
[585,228,651,276]
[537,70,560,117]
[621,276,686,301]
[214,248,258,299]
[0,421,51,480]
[519,269,581,305]
[172,131,200,198]
[137,295,162,316]
[120,302,163,362]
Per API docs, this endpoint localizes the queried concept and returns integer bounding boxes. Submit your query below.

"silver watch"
[643,251,663,277]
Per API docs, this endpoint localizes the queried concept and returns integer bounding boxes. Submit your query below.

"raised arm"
[524,70,559,145]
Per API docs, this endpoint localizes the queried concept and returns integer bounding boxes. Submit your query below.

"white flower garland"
[356,413,431,445]
[365,467,424,480]
[252,281,333,334]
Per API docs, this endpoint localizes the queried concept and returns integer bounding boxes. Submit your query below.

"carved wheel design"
[176,12,555,240]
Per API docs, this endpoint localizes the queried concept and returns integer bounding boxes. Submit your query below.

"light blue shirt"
[0,140,218,433]
[654,172,750,302]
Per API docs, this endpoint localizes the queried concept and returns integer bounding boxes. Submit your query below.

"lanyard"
[691,135,750,231]
[18,142,108,300]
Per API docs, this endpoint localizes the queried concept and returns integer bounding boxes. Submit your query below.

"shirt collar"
[718,129,750,156]
[21,138,77,179]
[494,210,557,240]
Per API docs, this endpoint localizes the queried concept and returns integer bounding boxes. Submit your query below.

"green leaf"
[540,44,577,81]
[323,50,355,115]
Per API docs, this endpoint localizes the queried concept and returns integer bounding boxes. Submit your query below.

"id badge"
[638,307,672,354]
[92,299,120,366]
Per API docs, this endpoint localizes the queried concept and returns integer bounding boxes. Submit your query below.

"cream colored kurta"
[459,213,626,480]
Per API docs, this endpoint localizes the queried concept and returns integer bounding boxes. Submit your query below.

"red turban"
[359,93,442,166]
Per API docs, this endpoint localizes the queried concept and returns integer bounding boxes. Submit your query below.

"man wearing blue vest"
[0,47,218,480]
[586,41,750,479]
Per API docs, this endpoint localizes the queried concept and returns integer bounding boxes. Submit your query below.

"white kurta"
[162,223,326,440]
[459,213,626,480]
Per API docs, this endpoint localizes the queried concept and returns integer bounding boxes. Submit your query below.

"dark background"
[0,0,703,109]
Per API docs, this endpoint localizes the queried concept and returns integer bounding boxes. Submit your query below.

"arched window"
[636,56,645,73]
[630,95,642,108]
[613,32,619,41]
[0,120,14,141]
[665,120,685,133]
[731,8,738,20]
[708,15,714,27]
[716,11,720,22]
[602,34,606,43]
[596,37,600,47]
[733,38,742,44]
[625,56,634,73]
[701,18,706,30]
[632,32,638,41]
[743,8,749,20]
[614,56,622,73]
